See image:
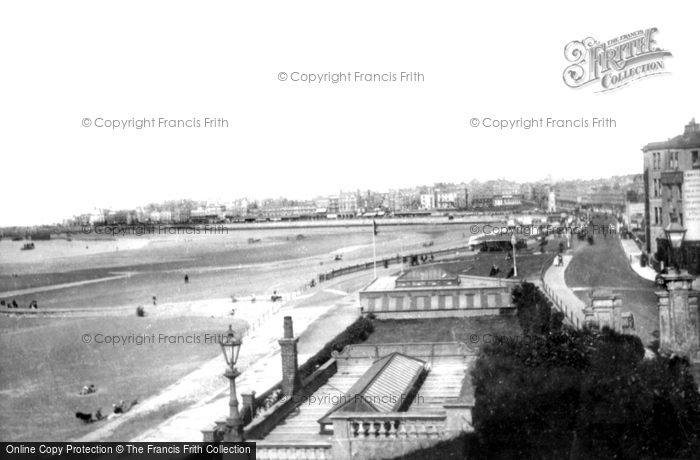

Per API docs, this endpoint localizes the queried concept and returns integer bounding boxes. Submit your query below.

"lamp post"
[220,324,243,442]
[664,213,687,274]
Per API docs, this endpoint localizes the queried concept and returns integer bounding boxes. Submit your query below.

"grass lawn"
[429,247,553,280]
[0,315,248,441]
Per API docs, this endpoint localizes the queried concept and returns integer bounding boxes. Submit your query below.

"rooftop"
[318,352,426,428]
[642,118,700,151]
[396,267,461,287]
[363,273,518,293]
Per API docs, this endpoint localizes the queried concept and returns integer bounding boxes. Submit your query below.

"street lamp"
[664,213,687,273]
[219,324,243,442]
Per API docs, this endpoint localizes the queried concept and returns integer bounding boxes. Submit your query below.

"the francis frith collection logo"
[563,28,672,93]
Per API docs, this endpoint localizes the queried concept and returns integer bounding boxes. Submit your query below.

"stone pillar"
[589,289,623,332]
[241,391,256,425]
[278,316,300,398]
[444,401,474,437]
[656,271,700,358]
[330,416,352,460]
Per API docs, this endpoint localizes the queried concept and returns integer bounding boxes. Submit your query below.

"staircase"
[256,361,372,459]
[408,356,467,413]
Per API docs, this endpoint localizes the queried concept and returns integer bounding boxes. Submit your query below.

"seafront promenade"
[52,215,505,235]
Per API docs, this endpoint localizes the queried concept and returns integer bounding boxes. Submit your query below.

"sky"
[1,1,699,226]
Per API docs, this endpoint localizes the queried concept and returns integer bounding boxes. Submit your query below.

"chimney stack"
[284,316,294,338]
[279,316,300,398]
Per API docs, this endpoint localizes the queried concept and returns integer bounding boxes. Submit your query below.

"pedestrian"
[184,274,189,284]
[152,296,157,306]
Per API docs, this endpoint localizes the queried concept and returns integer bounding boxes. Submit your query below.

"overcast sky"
[1,1,698,226]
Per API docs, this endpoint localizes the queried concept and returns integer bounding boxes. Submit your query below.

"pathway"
[73,272,372,442]
[542,254,586,327]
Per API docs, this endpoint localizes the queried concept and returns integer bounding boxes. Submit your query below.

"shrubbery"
[468,281,700,459]
[297,317,374,380]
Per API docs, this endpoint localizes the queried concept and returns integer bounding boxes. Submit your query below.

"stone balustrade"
[333,413,446,440]
[353,416,444,439]
[330,413,450,460]
[256,443,332,460]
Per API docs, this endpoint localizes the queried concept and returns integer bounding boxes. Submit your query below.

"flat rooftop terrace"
[363,274,517,293]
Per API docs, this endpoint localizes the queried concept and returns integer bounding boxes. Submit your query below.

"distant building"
[642,118,700,273]
[625,202,645,231]
[420,193,436,210]
[339,191,361,218]
[493,194,522,207]
[548,190,556,213]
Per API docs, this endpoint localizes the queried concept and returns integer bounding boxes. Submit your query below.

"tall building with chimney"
[642,118,700,273]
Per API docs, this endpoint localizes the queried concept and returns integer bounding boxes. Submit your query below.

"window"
[693,151,700,168]
[654,207,660,225]
[653,179,659,197]
[670,151,679,169]
[680,213,684,226]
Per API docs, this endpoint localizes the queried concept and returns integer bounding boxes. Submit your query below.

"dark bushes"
[469,281,700,459]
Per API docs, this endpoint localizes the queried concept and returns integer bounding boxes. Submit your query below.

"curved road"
[565,215,659,345]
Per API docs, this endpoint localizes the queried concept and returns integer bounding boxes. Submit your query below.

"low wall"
[320,245,475,282]
[331,412,447,460]
[244,359,338,440]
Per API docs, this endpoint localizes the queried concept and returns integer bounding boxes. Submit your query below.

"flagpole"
[372,224,377,278]
[512,234,518,277]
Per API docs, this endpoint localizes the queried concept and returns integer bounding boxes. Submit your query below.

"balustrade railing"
[342,414,446,440]
[256,444,332,460]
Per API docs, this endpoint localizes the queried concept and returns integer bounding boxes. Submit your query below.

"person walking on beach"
[152,296,157,306]
[184,274,189,284]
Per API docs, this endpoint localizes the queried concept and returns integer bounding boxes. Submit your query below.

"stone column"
[278,316,300,398]
[330,416,353,460]
[656,271,700,358]
[444,400,474,437]
[589,289,623,332]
